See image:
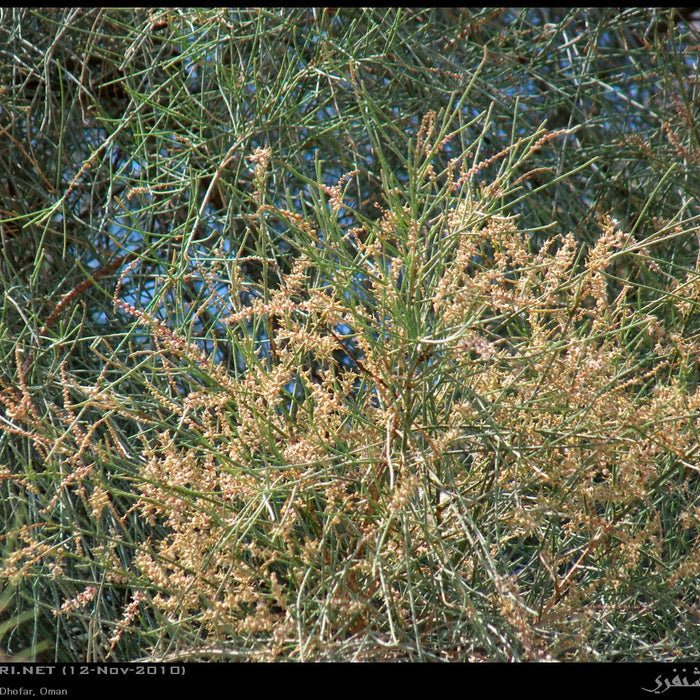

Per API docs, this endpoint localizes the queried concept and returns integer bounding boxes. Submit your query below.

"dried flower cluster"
[2,139,700,661]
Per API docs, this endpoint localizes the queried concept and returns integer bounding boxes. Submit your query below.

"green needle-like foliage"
[1,8,700,661]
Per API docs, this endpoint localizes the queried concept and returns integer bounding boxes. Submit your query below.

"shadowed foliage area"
[1,8,700,661]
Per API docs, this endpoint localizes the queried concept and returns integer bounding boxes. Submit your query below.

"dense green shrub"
[1,8,699,661]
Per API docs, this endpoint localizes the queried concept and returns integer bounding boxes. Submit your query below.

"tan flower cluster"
[3,135,699,660]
